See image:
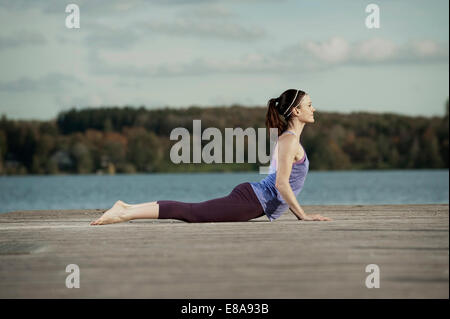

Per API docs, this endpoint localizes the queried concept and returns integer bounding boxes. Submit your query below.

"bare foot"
[90,200,131,225]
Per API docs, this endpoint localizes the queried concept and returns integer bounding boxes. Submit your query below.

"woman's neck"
[286,121,306,138]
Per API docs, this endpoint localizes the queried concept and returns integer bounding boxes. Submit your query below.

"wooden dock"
[0,204,448,298]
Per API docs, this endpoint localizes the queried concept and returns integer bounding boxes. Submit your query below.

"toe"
[91,218,102,225]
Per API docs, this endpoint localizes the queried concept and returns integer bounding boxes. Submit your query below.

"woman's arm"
[275,135,331,221]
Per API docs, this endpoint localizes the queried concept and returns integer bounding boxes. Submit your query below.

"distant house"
[50,150,73,171]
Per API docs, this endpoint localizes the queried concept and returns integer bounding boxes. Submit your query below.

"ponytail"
[265,97,288,136]
[265,89,307,136]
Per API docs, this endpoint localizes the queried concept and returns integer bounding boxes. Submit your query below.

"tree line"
[0,101,448,175]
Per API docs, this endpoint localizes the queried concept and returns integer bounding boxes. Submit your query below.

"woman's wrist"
[289,207,307,220]
[296,212,308,220]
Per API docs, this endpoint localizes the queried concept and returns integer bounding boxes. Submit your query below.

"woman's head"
[265,89,316,135]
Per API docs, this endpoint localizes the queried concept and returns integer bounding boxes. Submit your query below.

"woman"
[91,89,331,225]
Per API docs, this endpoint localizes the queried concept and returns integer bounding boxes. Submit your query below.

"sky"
[0,0,448,120]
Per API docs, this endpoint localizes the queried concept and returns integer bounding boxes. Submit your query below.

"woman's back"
[249,130,310,221]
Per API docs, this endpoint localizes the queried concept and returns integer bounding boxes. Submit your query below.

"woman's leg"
[157,183,264,223]
[90,200,160,225]
[91,183,264,225]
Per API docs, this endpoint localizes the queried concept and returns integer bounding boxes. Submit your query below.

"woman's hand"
[301,214,332,221]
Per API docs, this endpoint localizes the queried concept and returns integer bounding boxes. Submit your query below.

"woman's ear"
[292,106,301,116]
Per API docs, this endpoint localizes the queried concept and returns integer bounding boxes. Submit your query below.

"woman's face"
[293,94,316,123]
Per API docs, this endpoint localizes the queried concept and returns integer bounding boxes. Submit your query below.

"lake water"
[0,170,448,213]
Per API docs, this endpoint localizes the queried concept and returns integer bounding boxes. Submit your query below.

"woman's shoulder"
[278,131,298,147]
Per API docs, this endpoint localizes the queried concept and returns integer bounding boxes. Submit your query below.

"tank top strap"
[283,130,296,136]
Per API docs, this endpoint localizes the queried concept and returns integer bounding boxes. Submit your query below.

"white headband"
[283,89,299,117]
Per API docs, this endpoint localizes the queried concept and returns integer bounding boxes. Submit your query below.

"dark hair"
[265,89,307,136]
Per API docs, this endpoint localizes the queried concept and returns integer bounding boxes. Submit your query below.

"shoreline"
[0,167,448,177]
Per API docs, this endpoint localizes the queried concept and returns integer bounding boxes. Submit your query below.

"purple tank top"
[250,130,310,221]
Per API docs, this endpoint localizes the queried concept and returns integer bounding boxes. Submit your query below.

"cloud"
[138,18,265,41]
[0,0,282,14]
[0,0,144,14]
[304,37,351,64]
[400,39,449,62]
[352,38,398,62]
[82,18,264,53]
[279,36,449,67]
[0,73,82,92]
[140,0,283,6]
[79,4,263,52]
[87,48,281,78]
[0,30,46,50]
[84,24,141,50]
[86,36,448,79]
[176,3,236,19]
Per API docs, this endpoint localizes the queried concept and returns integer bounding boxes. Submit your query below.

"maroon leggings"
[157,182,265,223]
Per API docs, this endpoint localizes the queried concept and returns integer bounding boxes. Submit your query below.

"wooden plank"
[0,204,448,298]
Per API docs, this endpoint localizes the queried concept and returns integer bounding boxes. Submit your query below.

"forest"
[0,101,448,175]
